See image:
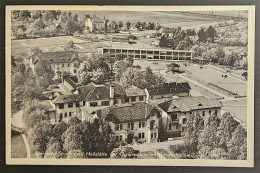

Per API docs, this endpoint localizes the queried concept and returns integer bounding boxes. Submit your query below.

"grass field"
[70,11,227,29]
[11,134,27,158]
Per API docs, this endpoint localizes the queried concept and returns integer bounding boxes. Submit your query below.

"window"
[59,104,64,109]
[57,67,60,70]
[151,96,153,99]
[215,110,218,115]
[74,69,77,74]
[209,110,211,114]
[116,124,122,131]
[114,100,118,104]
[69,112,72,117]
[76,102,80,107]
[90,102,98,107]
[202,111,205,116]
[125,97,129,102]
[139,121,145,128]
[83,101,86,106]
[116,136,119,141]
[68,103,73,108]
[171,114,177,121]
[139,96,144,101]
[138,132,145,138]
[151,132,157,139]
[119,135,123,141]
[131,96,136,102]
[65,113,67,118]
[182,118,187,124]
[101,101,109,106]
[128,122,134,130]
[60,113,63,120]
[150,120,155,129]
[68,63,70,67]
[184,112,186,115]
[62,64,64,68]
[169,124,172,130]
[151,133,153,139]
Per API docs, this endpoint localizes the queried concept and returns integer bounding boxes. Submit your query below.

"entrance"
[127,134,134,144]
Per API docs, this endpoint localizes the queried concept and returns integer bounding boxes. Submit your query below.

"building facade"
[30,51,81,76]
[97,102,161,144]
[85,16,105,32]
[157,96,222,133]
[98,47,192,61]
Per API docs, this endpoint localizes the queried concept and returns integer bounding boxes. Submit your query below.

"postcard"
[6,5,255,167]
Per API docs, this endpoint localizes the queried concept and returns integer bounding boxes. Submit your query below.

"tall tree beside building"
[31,121,53,158]
[206,25,217,43]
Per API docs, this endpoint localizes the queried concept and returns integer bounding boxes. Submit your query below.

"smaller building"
[97,102,161,144]
[145,82,191,100]
[157,96,222,133]
[30,51,81,76]
[85,15,105,32]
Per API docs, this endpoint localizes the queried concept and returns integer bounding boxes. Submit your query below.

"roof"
[31,51,80,64]
[97,102,159,123]
[89,16,104,23]
[77,82,126,101]
[157,96,222,113]
[53,94,81,104]
[64,76,78,89]
[147,82,191,96]
[125,86,146,96]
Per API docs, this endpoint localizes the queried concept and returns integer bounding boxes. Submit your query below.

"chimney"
[110,84,115,106]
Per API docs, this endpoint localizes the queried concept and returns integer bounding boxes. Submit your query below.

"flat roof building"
[98,46,192,61]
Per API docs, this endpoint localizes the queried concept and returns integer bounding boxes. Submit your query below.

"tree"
[198,28,207,43]
[61,12,68,23]
[228,125,247,160]
[19,10,31,20]
[43,10,58,21]
[34,19,45,29]
[23,99,50,128]
[225,52,239,67]
[62,117,85,153]
[118,21,123,28]
[31,121,52,158]
[206,25,217,43]
[125,21,131,30]
[77,54,110,85]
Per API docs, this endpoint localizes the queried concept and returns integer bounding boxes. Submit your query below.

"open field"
[70,11,228,29]
[11,134,27,158]
[180,63,247,97]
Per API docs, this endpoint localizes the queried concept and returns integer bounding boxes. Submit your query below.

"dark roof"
[97,102,159,123]
[53,94,81,104]
[157,96,222,113]
[64,76,78,89]
[31,51,80,64]
[77,82,126,101]
[147,82,190,96]
[125,86,146,96]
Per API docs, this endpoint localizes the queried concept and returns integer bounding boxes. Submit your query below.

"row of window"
[90,101,110,107]
[104,49,192,56]
[59,112,72,119]
[125,96,144,102]
[115,121,146,131]
[59,102,80,109]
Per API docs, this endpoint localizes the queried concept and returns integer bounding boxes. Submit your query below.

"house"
[157,96,222,133]
[96,102,161,144]
[145,82,191,101]
[125,86,146,103]
[85,15,105,32]
[30,51,81,76]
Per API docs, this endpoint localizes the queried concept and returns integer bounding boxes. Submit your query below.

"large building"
[85,15,105,32]
[96,102,161,144]
[98,47,192,61]
[157,96,223,133]
[30,51,81,76]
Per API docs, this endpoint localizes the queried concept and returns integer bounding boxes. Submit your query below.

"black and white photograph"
[5,6,255,166]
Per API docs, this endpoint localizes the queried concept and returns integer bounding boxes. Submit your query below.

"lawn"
[11,134,27,158]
